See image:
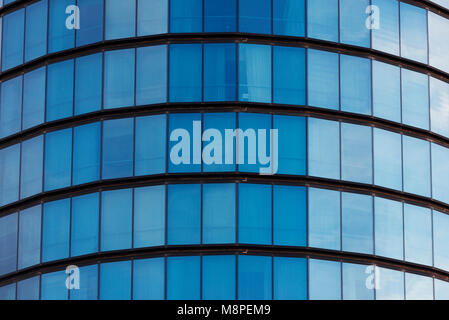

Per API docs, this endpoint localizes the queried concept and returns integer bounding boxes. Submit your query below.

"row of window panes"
[1,183,449,278]
[1,255,448,300]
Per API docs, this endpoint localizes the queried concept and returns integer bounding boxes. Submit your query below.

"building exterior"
[1,0,449,300]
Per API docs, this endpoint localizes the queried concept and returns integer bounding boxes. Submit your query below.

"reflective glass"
[273,0,305,37]
[0,76,22,138]
[400,2,428,63]
[430,77,449,138]
[429,12,449,74]
[309,259,341,300]
[73,122,101,185]
[273,257,307,300]
[75,53,103,115]
[307,0,338,41]
[44,129,72,191]
[170,0,202,33]
[0,144,19,206]
[105,0,135,40]
[17,276,39,300]
[133,258,164,300]
[374,197,403,260]
[71,193,99,257]
[138,0,168,35]
[203,255,236,300]
[23,67,45,130]
[0,213,17,276]
[46,60,74,121]
[373,128,402,190]
[48,0,75,53]
[18,205,41,269]
[432,143,449,204]
[342,263,374,300]
[434,210,449,271]
[373,61,401,122]
[100,261,131,300]
[372,0,400,55]
[41,271,67,300]
[238,255,272,300]
[42,199,70,262]
[204,0,236,32]
[340,0,370,47]
[2,9,24,70]
[239,0,271,34]
[405,273,433,300]
[435,279,449,300]
[0,283,15,300]
[76,0,104,46]
[403,136,431,197]
[167,256,200,300]
[401,69,429,130]
[25,0,47,62]
[404,204,432,266]
[70,265,98,300]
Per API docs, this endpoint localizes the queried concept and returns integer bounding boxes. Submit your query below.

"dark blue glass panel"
[70,265,98,300]
[273,257,307,300]
[405,273,433,300]
[400,2,428,63]
[71,193,99,257]
[401,69,429,130]
[170,0,202,33]
[205,0,236,32]
[102,118,134,179]
[167,256,200,300]
[76,0,104,46]
[23,67,45,130]
[273,46,306,105]
[48,0,75,53]
[2,9,24,70]
[25,0,48,62]
[273,0,305,37]
[403,136,431,197]
[133,258,164,300]
[101,189,132,251]
[138,0,168,35]
[46,60,74,121]
[430,77,449,138]
[105,0,135,40]
[238,255,272,300]
[434,210,449,271]
[42,199,70,262]
[372,0,400,55]
[203,183,236,244]
[204,43,236,102]
[0,213,17,276]
[203,255,236,300]
[238,184,271,245]
[100,261,131,300]
[239,0,271,34]
[17,276,40,300]
[0,283,15,300]
[374,197,403,260]
[0,76,22,139]
[41,271,67,300]
[18,205,41,269]
[169,44,202,102]
[404,204,432,266]
[73,122,101,185]
[373,61,401,122]
[134,186,165,248]
[44,128,72,191]
[309,259,341,300]
[342,263,374,300]
[340,0,370,47]
[0,144,20,206]
[167,184,201,245]
[307,0,338,41]
[373,128,402,191]
[75,53,102,115]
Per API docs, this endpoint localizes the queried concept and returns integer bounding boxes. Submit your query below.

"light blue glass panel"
[308,188,340,250]
[42,199,70,262]
[372,0,400,55]
[133,258,164,300]
[46,60,74,121]
[429,12,449,74]
[340,0,370,47]
[0,213,17,276]
[205,0,236,32]
[71,193,99,257]
[273,0,305,37]
[2,9,24,70]
[434,210,449,271]
[405,273,433,300]
[309,259,341,300]
[435,279,449,300]
[170,0,202,33]
[41,271,67,300]
[101,189,132,251]
[75,53,102,115]
[23,67,45,130]
[18,205,41,269]
[402,69,429,130]
[239,44,272,103]
[238,255,272,300]
[400,2,428,64]
[274,257,307,300]
[0,144,20,206]
[76,0,104,46]
[134,186,165,248]
[73,122,101,185]
[100,261,131,300]
[167,184,201,245]
[105,0,135,40]
[0,283,15,300]
[374,197,403,260]
[0,76,22,138]
[239,0,271,34]
[48,0,75,53]
[25,0,48,62]
[430,77,449,138]
[203,183,236,244]
[373,61,401,122]
[138,0,168,35]
[44,128,72,191]
[307,0,338,41]
[373,128,402,190]
[17,276,39,300]
[167,256,200,300]
[403,136,431,197]
[70,265,98,300]
[203,255,236,300]
[432,143,449,204]
[342,263,375,300]
[404,204,432,266]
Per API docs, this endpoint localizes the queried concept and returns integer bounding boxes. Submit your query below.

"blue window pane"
[170,0,202,33]
[2,9,24,70]
[205,0,236,32]
[341,123,372,184]
[204,43,236,102]
[239,0,271,34]
[342,193,373,254]
[273,185,306,246]
[308,188,340,250]
[0,76,22,138]
[25,0,48,62]
[169,44,202,102]
[73,122,101,185]
[41,271,67,300]
[374,197,403,260]
[238,255,272,300]
[70,265,98,300]
[307,49,339,109]
[273,0,305,37]
[42,199,70,262]
[372,0,400,55]
[133,258,164,300]
[134,186,165,248]
[273,46,306,105]
[101,189,132,251]
[401,69,429,130]
[44,128,72,191]
[274,115,306,175]
[404,204,432,266]
[373,61,401,122]
[138,0,168,35]
[168,113,202,173]
[135,115,167,175]
[430,77,449,138]
[167,184,201,245]
[0,213,17,276]
[203,183,236,244]
[102,118,134,179]
[405,273,434,300]
[75,53,102,115]
[429,12,449,73]
[17,276,40,300]
[434,210,449,271]
[47,60,74,121]
[373,128,402,190]
[203,113,236,172]
[435,279,449,300]
[341,55,372,115]
[136,45,167,105]
[105,0,135,40]
[340,0,370,47]
[309,259,341,300]
[0,144,20,206]
[403,136,431,197]
[307,0,338,41]
[308,118,340,179]
[432,143,449,204]
[239,44,271,103]
[18,205,41,269]
[203,255,236,300]
[238,184,272,245]
[104,49,135,109]
[76,0,103,46]
[100,261,131,300]
[0,283,15,300]
[342,263,374,300]
[48,0,75,53]
[400,2,428,63]
[23,67,45,130]
[274,257,307,300]
[71,193,99,257]
[167,256,200,300]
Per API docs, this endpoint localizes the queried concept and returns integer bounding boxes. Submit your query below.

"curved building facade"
[1,0,449,300]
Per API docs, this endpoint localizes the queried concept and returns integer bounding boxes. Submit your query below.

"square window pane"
[342,263,374,300]
[76,0,104,46]
[274,257,307,300]
[238,255,272,300]
[203,255,236,300]
[100,261,131,300]
[105,0,135,40]
[273,0,305,37]
[17,276,39,300]
[170,0,202,33]
[41,271,68,300]
[138,0,168,35]
[205,0,236,32]
[309,259,341,300]
[133,258,164,300]
[405,273,433,300]
[340,0,370,47]
[307,0,338,41]
[167,256,200,300]
[239,0,271,34]
[70,265,98,300]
